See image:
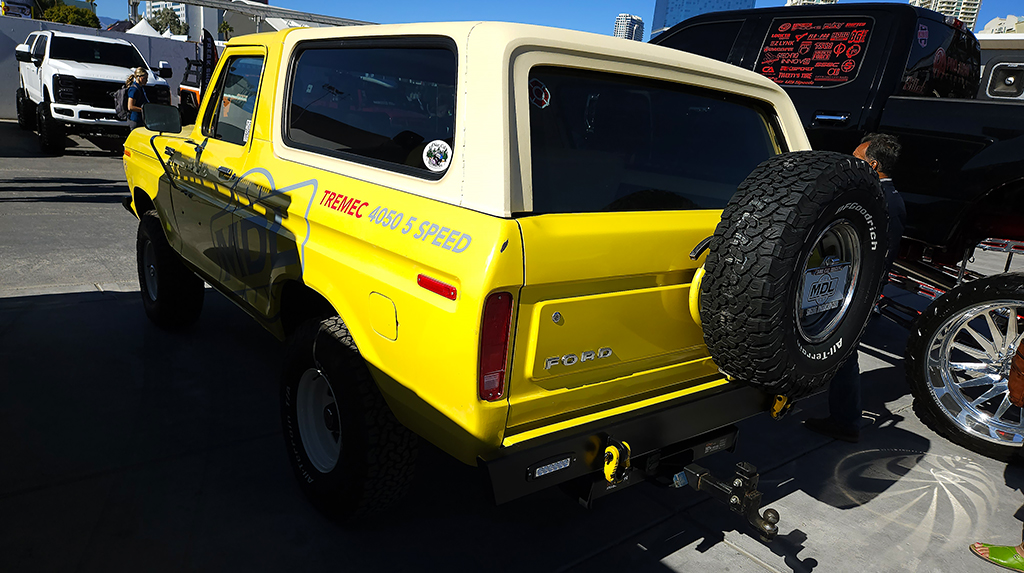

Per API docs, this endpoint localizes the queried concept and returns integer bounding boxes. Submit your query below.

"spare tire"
[700,151,890,398]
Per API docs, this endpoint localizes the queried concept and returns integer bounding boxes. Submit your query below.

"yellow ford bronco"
[122,22,891,535]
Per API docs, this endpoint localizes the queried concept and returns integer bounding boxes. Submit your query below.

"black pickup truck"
[653,3,1024,460]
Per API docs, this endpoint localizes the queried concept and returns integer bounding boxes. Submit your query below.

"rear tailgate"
[505,64,786,437]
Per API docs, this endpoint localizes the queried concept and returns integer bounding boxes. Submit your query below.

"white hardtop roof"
[41,30,135,46]
[279,21,786,95]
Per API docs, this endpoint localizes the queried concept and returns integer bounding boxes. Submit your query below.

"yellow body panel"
[123,22,812,466]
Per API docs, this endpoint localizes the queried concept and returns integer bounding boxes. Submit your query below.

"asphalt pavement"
[1,119,1023,573]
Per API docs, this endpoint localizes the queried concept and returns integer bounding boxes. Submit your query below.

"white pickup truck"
[14,30,172,154]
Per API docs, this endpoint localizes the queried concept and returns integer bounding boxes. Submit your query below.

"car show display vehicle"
[654,2,1024,460]
[14,30,172,154]
[121,22,894,533]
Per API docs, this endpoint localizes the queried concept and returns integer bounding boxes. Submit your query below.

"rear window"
[755,17,873,87]
[49,37,147,69]
[284,42,457,178]
[527,66,780,214]
[899,19,980,98]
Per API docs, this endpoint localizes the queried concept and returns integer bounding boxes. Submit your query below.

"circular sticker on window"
[423,140,452,172]
[529,78,551,109]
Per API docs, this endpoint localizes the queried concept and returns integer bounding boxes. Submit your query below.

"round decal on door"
[423,140,452,172]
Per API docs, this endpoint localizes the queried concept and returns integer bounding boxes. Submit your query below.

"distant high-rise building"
[909,0,982,31]
[981,15,1023,34]
[651,0,755,37]
[146,1,187,23]
[613,13,645,41]
[785,0,838,5]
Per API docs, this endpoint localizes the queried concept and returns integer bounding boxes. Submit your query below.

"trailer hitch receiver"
[672,461,780,542]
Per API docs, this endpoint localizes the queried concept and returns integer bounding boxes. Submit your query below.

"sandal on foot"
[971,543,1024,571]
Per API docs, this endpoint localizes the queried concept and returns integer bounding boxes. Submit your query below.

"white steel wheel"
[296,367,343,473]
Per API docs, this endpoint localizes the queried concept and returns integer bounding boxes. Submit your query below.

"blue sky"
[98,0,1020,41]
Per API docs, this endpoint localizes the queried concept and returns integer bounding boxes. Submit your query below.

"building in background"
[145,1,186,22]
[651,0,754,38]
[784,0,838,6]
[981,15,1023,34]
[613,13,644,41]
[908,0,982,31]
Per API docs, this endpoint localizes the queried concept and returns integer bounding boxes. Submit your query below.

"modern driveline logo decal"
[422,140,452,172]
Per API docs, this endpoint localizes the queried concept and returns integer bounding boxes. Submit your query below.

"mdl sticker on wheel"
[801,263,850,317]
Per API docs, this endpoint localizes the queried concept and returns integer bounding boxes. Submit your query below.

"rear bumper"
[480,383,770,504]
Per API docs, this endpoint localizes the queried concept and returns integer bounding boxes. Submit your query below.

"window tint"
[49,37,147,69]
[528,66,779,214]
[285,44,457,177]
[755,17,873,87]
[205,56,264,146]
[656,21,743,62]
[32,35,47,59]
[899,19,980,98]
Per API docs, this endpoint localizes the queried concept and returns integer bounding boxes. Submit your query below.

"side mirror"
[15,44,31,63]
[142,103,181,133]
[156,61,173,79]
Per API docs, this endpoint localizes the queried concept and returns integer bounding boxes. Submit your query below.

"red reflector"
[479,292,513,401]
[123,149,131,157]
[417,274,457,300]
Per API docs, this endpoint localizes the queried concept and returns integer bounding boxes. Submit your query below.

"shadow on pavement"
[0,121,122,159]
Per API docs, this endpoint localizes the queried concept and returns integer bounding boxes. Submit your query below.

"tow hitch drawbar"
[672,461,780,542]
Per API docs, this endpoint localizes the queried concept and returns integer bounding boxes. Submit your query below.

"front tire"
[281,317,417,518]
[136,210,204,329]
[700,151,890,398]
[906,272,1024,461]
[36,100,66,155]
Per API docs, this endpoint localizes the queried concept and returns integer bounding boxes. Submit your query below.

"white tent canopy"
[127,19,161,37]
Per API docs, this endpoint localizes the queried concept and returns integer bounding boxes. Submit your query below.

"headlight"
[54,74,77,104]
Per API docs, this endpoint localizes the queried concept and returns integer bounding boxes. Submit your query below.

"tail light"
[479,292,513,401]
[54,74,77,104]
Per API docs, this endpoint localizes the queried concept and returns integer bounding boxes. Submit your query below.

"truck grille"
[75,79,123,109]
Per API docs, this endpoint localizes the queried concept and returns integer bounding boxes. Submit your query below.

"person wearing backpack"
[125,67,149,130]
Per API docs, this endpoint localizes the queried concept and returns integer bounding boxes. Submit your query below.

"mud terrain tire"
[281,317,418,518]
[137,210,205,329]
[700,151,890,398]
[906,272,1024,461]
[16,89,35,131]
[36,99,66,155]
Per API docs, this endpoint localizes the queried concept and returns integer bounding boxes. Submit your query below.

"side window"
[203,55,264,146]
[755,17,873,87]
[900,19,980,98]
[32,35,47,59]
[656,21,743,62]
[284,42,457,178]
[527,66,779,214]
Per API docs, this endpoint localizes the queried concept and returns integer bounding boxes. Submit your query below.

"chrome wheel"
[143,240,158,302]
[296,367,342,473]
[796,220,862,343]
[924,300,1024,446]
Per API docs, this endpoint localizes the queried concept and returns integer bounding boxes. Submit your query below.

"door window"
[203,55,265,146]
[284,42,457,178]
[31,34,47,59]
[527,66,780,214]
[755,17,874,87]
[899,18,980,98]
[655,21,743,62]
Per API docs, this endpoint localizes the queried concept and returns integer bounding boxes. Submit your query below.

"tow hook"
[603,437,631,484]
[672,461,780,542]
[770,394,793,420]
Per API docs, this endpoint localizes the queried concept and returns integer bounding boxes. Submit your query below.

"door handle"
[184,139,202,152]
[814,113,850,124]
[217,166,234,180]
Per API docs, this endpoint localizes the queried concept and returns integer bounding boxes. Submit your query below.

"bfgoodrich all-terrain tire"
[906,272,1024,461]
[281,317,417,518]
[137,210,204,329]
[700,151,890,398]
[36,100,66,155]
[16,89,35,131]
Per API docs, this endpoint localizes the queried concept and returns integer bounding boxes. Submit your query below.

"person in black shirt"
[804,133,906,443]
